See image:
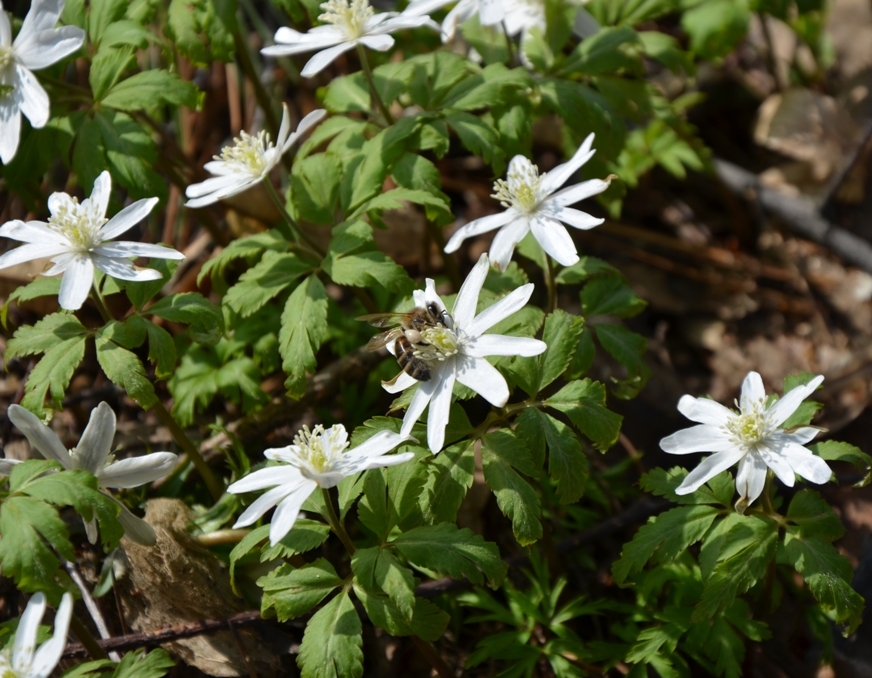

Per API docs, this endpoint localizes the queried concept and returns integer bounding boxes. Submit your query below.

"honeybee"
[358,303,451,382]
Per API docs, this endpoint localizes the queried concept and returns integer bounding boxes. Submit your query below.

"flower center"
[47,197,106,252]
[217,130,271,175]
[492,162,544,214]
[724,399,771,446]
[293,424,349,475]
[415,326,460,362]
[0,45,14,70]
[0,649,20,678]
[318,0,374,40]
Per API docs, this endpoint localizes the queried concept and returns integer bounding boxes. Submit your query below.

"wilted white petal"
[75,401,116,475]
[7,404,73,468]
[98,452,177,488]
[116,500,158,546]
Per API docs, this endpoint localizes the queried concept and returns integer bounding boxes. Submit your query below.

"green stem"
[322,487,356,555]
[263,180,326,256]
[151,400,224,502]
[69,614,108,660]
[357,45,394,126]
[761,471,777,517]
[91,283,114,323]
[502,21,516,65]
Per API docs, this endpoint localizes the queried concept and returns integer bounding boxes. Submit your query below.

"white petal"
[229,465,307,494]
[426,365,456,453]
[99,197,159,240]
[84,515,99,544]
[530,216,579,267]
[540,133,595,195]
[551,205,603,231]
[466,283,535,338]
[0,241,70,269]
[16,25,85,70]
[269,483,316,545]
[382,371,418,394]
[43,251,77,276]
[75,401,116,475]
[29,592,72,678]
[740,371,766,408]
[768,375,824,427]
[91,254,163,282]
[98,452,177,488]
[779,442,832,484]
[88,171,112,220]
[57,255,94,310]
[14,64,50,128]
[232,483,293,529]
[756,442,796,487]
[345,430,411,465]
[47,190,75,215]
[15,0,63,45]
[362,451,415,470]
[0,219,56,243]
[185,175,255,207]
[0,95,22,164]
[400,373,439,437]
[264,27,343,55]
[735,452,767,505]
[13,592,45,672]
[300,42,356,78]
[116,500,157,545]
[479,0,506,25]
[550,178,611,207]
[452,253,489,329]
[358,33,395,51]
[440,1,476,40]
[376,13,436,32]
[676,395,734,426]
[93,241,185,260]
[675,447,746,495]
[404,0,452,15]
[281,108,327,155]
[455,354,508,407]
[489,216,530,272]
[0,9,11,46]
[775,427,820,446]
[660,425,736,455]
[444,211,515,254]
[0,459,22,475]
[463,334,546,358]
[7,404,72,468]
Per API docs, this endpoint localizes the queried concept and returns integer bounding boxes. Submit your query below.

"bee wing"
[365,328,402,352]
[356,312,406,329]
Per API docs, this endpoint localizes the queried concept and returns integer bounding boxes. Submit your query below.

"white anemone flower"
[384,253,547,453]
[228,424,414,546]
[444,134,612,272]
[261,0,436,78]
[185,105,326,208]
[0,171,184,311]
[660,371,833,510]
[4,403,178,545]
[0,0,85,164]
[403,0,504,42]
[0,592,72,678]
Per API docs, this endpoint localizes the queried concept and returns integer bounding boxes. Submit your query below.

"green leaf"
[97,318,146,349]
[146,292,224,345]
[351,187,451,225]
[640,467,735,507]
[323,73,371,114]
[199,230,288,284]
[279,275,329,398]
[95,337,158,409]
[444,112,504,168]
[517,409,588,504]
[145,323,177,379]
[296,590,363,678]
[783,532,864,634]
[353,586,449,641]
[92,111,164,200]
[165,0,236,65]
[322,221,413,295]
[102,70,200,112]
[88,0,128,43]
[582,273,646,318]
[555,256,615,285]
[546,379,622,451]
[592,323,650,399]
[4,277,61,310]
[612,505,721,585]
[442,63,530,111]
[538,310,585,394]
[810,440,871,485]
[420,439,476,525]
[224,251,314,317]
[786,490,845,541]
[289,153,342,225]
[352,547,416,621]
[562,26,642,75]
[681,0,751,59]
[260,559,343,621]
[481,430,542,546]
[100,20,158,48]
[123,259,176,311]
[393,523,507,588]
[695,515,778,621]
[358,469,391,540]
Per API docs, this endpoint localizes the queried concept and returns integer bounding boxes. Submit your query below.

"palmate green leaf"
[351,188,451,225]
[322,73,370,114]
[259,559,343,621]
[392,523,507,588]
[101,70,201,112]
[592,323,650,399]
[322,221,413,295]
[91,110,164,200]
[224,251,314,318]
[199,230,288,284]
[61,648,175,677]
[516,409,588,505]
[555,256,615,285]
[88,0,128,43]
[444,112,504,169]
[280,275,328,399]
[420,438,476,525]
[612,505,721,585]
[352,547,416,621]
[562,25,642,76]
[100,20,158,49]
[95,337,158,410]
[89,47,135,101]
[359,468,391,540]
[353,585,449,642]
[98,318,147,349]
[481,430,542,546]
[441,63,530,111]
[546,379,622,451]
[145,323,176,379]
[783,532,864,634]
[2,277,61,317]
[582,273,646,319]
[165,0,236,66]
[288,153,342,225]
[147,292,224,346]
[640,467,735,507]
[7,313,90,416]
[540,310,585,393]
[681,0,750,60]
[694,515,778,621]
[297,590,363,678]
[786,490,845,541]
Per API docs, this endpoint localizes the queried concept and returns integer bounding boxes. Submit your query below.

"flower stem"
[91,283,115,323]
[761,471,777,517]
[151,400,224,502]
[502,21,516,65]
[357,45,394,126]
[322,487,356,555]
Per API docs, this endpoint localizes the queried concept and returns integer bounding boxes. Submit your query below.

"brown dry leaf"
[116,499,284,677]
